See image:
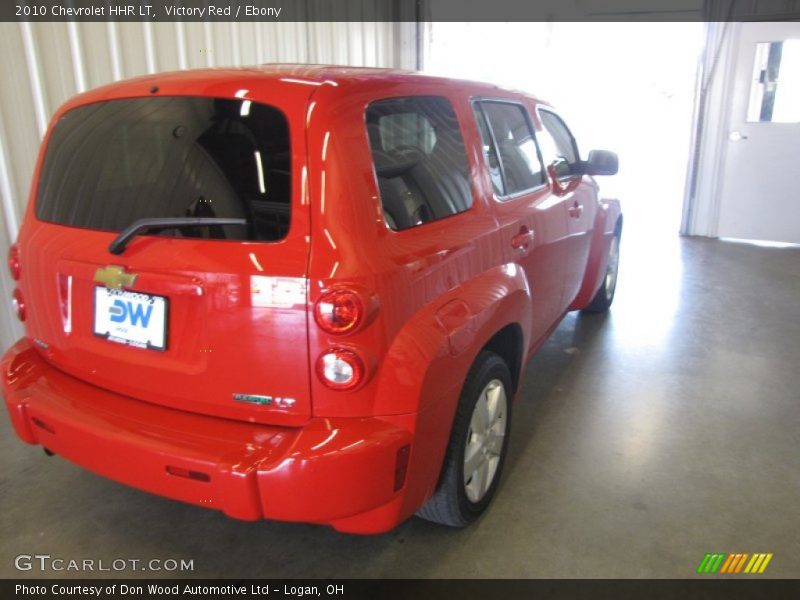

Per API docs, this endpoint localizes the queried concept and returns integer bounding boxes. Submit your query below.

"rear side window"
[474,101,545,198]
[538,109,580,180]
[36,97,291,242]
[366,96,472,231]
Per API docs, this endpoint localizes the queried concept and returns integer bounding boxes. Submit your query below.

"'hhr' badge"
[93,265,138,290]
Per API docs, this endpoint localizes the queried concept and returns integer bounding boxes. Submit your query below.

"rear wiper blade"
[109,217,247,255]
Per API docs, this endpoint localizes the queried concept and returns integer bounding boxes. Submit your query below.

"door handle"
[511,227,534,251]
[568,201,583,219]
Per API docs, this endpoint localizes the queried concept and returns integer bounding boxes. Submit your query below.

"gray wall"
[0,21,414,352]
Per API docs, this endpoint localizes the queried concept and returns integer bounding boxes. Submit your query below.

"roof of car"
[106,63,527,96]
[236,63,501,87]
[253,64,545,105]
[58,64,545,117]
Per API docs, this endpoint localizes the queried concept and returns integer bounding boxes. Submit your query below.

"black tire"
[582,230,621,314]
[416,351,513,527]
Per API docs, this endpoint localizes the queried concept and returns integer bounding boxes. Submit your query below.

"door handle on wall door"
[511,227,534,251]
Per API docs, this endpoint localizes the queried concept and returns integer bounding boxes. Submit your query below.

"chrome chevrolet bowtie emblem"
[93,265,138,290]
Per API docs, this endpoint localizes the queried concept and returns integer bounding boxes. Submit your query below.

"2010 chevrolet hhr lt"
[2,65,621,533]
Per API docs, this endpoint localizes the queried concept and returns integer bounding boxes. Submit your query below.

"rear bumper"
[1,339,413,532]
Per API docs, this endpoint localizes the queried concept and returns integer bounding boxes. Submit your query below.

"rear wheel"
[582,231,620,313]
[416,351,512,527]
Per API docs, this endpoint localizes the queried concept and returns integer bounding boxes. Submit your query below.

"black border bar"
[5,579,800,599]
[4,0,800,22]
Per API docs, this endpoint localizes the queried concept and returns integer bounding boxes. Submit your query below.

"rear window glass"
[366,96,472,231]
[35,97,291,242]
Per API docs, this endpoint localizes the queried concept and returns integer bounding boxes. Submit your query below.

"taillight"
[8,243,20,280]
[314,289,364,334]
[316,348,364,391]
[12,288,26,321]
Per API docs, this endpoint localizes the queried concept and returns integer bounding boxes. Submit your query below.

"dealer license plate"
[93,287,168,351]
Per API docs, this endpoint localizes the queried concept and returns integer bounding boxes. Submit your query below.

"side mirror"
[584,149,618,176]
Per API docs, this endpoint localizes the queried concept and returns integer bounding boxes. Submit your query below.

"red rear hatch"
[17,78,313,426]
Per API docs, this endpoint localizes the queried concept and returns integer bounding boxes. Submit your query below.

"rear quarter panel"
[304,78,534,518]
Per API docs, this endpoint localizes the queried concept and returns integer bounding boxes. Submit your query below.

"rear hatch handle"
[109,218,247,255]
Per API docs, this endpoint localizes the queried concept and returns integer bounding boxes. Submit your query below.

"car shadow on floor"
[500,310,612,484]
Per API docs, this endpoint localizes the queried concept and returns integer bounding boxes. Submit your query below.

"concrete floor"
[1,237,798,578]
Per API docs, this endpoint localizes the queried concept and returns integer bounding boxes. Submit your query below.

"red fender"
[570,198,622,310]
[348,263,532,530]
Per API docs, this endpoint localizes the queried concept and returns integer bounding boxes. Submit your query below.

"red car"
[2,65,620,533]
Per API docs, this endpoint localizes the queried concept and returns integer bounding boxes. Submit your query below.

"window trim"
[536,106,583,183]
[470,97,548,203]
